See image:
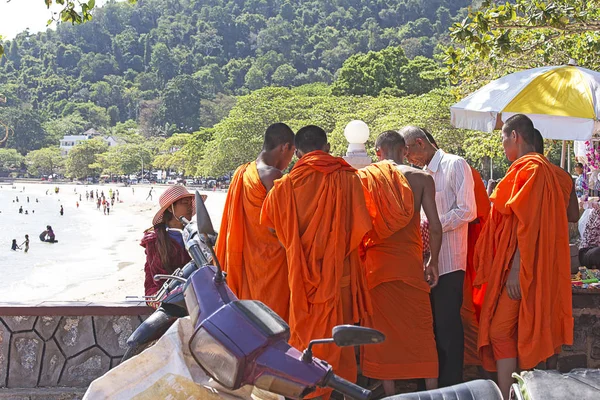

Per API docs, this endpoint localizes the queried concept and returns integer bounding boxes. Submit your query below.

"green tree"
[25,147,65,177]
[0,148,24,172]
[271,64,298,87]
[65,138,108,179]
[444,0,600,94]
[332,46,410,96]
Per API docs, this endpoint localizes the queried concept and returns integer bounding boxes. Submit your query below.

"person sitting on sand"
[140,186,203,303]
[11,239,20,251]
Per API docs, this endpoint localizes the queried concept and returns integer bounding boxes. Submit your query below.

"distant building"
[59,131,124,155]
[60,135,90,156]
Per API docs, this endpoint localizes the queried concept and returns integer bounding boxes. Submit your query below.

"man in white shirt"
[400,126,476,387]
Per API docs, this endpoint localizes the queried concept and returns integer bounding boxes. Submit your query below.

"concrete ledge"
[0,302,153,316]
[0,387,85,399]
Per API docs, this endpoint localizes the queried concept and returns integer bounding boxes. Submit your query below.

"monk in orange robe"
[474,114,573,399]
[463,166,490,366]
[358,130,442,396]
[533,128,579,224]
[261,125,372,398]
[215,123,295,322]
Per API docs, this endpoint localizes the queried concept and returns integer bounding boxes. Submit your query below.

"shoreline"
[0,182,227,303]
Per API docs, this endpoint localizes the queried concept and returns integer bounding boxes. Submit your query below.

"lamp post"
[342,120,372,169]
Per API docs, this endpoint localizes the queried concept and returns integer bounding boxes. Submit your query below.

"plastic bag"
[83,317,282,400]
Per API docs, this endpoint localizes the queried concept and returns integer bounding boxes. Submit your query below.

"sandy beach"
[0,182,227,303]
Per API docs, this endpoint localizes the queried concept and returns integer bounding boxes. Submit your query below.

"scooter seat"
[385,379,502,400]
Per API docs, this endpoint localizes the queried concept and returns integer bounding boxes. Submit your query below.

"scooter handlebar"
[326,374,371,400]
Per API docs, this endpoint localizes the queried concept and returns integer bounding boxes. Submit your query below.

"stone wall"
[0,302,151,392]
[0,293,597,397]
[558,290,600,371]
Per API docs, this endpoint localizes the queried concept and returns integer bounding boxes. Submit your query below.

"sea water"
[0,183,225,303]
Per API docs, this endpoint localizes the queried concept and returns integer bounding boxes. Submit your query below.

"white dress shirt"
[424,149,476,276]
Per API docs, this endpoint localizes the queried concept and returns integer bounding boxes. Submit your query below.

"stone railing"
[559,290,600,371]
[0,291,597,398]
[0,302,151,399]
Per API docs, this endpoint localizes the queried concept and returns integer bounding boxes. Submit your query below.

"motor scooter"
[122,229,215,361]
[178,191,503,400]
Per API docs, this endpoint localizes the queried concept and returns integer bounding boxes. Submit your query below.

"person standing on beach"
[21,235,29,253]
[103,199,107,215]
[27,196,29,203]
[60,205,64,216]
[76,201,79,208]
[19,206,23,214]
[146,187,154,201]
[215,123,295,322]
[106,201,110,215]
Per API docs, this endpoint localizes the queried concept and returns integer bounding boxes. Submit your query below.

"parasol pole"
[567,142,571,172]
[490,156,493,180]
[560,140,567,169]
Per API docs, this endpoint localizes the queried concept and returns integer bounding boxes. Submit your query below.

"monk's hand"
[506,265,522,300]
[424,259,439,288]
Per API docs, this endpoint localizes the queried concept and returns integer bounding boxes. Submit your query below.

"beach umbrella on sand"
[451,61,600,168]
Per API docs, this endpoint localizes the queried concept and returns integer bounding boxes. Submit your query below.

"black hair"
[375,130,405,152]
[295,125,327,154]
[575,162,584,168]
[503,114,535,146]
[533,129,544,154]
[263,123,295,151]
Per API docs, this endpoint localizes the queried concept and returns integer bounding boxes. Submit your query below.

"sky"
[0,0,110,40]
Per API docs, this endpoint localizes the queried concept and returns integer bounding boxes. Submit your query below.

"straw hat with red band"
[152,185,207,226]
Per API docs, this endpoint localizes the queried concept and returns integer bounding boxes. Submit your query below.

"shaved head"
[502,114,535,146]
[376,130,405,152]
[263,123,295,151]
[295,125,329,155]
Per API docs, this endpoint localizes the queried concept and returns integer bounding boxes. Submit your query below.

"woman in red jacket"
[141,185,197,299]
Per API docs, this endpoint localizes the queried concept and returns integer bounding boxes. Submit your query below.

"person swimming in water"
[40,226,57,243]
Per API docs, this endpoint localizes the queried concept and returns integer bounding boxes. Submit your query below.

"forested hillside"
[0,0,471,153]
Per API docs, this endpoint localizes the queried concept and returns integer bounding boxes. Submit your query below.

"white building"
[59,133,124,155]
[59,135,90,156]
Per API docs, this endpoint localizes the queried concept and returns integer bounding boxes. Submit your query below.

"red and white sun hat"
[152,185,206,226]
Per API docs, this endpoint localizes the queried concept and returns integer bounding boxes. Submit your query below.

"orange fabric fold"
[463,167,491,365]
[474,153,573,372]
[357,161,415,288]
[261,151,372,397]
[215,161,289,322]
[357,162,438,379]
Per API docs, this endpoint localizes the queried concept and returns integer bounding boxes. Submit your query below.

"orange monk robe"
[261,151,372,394]
[357,162,438,380]
[462,167,491,365]
[215,161,289,322]
[474,153,573,372]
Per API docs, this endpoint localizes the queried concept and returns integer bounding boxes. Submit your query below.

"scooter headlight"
[189,326,240,389]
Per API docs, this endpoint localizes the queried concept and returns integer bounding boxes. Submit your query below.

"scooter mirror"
[332,325,385,347]
[195,190,215,235]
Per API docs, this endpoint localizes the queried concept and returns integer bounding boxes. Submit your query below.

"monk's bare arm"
[258,167,283,192]
[567,182,579,223]
[421,174,442,288]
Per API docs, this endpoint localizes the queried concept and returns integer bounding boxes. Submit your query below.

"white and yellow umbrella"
[451,64,600,141]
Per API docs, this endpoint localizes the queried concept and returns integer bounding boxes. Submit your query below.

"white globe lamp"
[343,120,372,169]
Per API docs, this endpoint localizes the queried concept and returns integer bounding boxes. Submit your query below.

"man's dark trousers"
[430,269,465,387]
